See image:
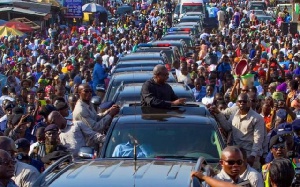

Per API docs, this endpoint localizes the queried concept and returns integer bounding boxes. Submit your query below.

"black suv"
[31,104,224,187]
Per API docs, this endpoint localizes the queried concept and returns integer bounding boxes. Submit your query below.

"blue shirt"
[192,86,206,102]
[112,142,152,158]
[279,61,290,70]
[92,62,108,91]
[217,62,231,73]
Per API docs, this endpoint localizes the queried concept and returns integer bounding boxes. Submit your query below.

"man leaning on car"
[141,65,186,108]
[73,83,120,134]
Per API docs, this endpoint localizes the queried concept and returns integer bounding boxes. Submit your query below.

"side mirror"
[78,146,94,159]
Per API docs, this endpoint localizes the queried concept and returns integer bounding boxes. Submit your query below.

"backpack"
[205,52,218,65]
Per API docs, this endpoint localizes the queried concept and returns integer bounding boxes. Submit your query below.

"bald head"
[221,146,243,160]
[0,137,16,157]
[237,93,248,101]
[78,83,91,93]
[153,65,167,75]
[48,111,67,129]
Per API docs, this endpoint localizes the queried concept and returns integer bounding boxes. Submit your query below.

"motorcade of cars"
[135,43,181,65]
[103,71,177,102]
[112,82,196,105]
[150,40,188,57]
[111,60,165,74]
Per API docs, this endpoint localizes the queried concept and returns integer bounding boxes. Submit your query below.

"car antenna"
[133,142,137,161]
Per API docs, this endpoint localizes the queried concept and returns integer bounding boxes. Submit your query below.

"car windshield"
[180,18,199,23]
[250,4,264,10]
[105,123,222,162]
[182,5,204,13]
[257,16,274,22]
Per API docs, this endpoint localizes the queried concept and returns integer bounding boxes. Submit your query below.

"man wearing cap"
[39,124,67,158]
[15,138,44,172]
[262,134,287,187]
[0,136,40,187]
[265,123,294,163]
[73,83,119,133]
[48,110,105,157]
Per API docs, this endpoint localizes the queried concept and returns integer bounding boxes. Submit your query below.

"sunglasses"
[222,159,243,165]
[158,73,169,77]
[238,100,247,103]
[45,131,58,136]
[0,159,16,166]
[272,144,285,150]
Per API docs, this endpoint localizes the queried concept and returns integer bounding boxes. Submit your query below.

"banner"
[64,0,82,18]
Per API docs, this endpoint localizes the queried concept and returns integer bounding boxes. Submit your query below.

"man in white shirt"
[239,147,264,187]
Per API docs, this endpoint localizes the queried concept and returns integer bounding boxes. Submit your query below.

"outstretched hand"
[172,98,186,106]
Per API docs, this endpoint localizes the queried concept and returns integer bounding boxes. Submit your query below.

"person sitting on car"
[141,65,186,108]
[112,133,153,158]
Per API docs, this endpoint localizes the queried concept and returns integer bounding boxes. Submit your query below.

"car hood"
[49,159,196,187]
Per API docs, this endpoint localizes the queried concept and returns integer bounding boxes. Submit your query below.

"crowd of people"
[0,0,298,186]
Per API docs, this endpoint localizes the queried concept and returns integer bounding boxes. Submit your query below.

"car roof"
[177,22,199,25]
[117,60,164,65]
[111,71,176,81]
[162,34,192,39]
[112,66,156,74]
[114,113,213,124]
[152,40,185,44]
[119,103,210,116]
[119,52,164,61]
[181,15,200,18]
[136,47,175,52]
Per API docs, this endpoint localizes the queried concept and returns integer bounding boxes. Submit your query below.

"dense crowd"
[0,0,298,186]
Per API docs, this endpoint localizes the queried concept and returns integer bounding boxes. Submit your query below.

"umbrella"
[0,20,7,26]
[0,26,25,37]
[4,21,33,32]
[82,3,107,13]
